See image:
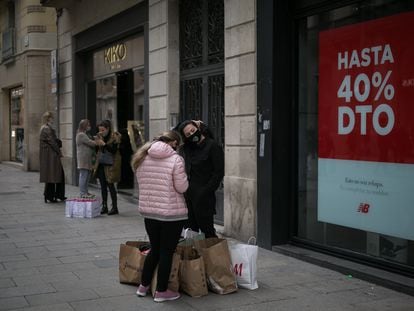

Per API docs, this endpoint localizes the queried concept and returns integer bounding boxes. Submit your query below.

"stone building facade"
[40,0,257,242]
[0,0,57,171]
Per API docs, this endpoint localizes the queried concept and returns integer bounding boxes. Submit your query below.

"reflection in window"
[96,76,117,130]
[297,0,414,267]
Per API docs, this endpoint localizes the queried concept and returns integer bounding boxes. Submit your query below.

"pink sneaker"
[136,284,149,297]
[153,289,180,302]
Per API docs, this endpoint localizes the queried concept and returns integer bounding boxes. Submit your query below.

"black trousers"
[141,218,185,292]
[96,164,117,206]
[44,182,65,200]
[186,198,217,238]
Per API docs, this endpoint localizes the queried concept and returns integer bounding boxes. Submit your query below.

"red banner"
[318,11,414,164]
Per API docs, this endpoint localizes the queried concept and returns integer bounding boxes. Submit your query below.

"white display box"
[65,197,101,218]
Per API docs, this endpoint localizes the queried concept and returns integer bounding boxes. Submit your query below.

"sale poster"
[318,11,414,240]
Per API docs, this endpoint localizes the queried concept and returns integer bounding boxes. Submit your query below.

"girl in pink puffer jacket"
[131,130,188,302]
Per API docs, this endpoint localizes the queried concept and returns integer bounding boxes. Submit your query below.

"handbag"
[99,150,114,165]
[228,237,259,290]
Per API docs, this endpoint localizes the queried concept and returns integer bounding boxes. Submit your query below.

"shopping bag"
[119,241,150,285]
[229,237,259,290]
[179,228,205,246]
[150,252,181,296]
[176,245,208,297]
[65,197,101,218]
[194,238,238,294]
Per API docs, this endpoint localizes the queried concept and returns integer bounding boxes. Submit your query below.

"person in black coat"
[176,120,224,238]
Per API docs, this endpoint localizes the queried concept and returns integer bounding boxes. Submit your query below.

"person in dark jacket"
[93,120,122,215]
[176,120,224,238]
[39,111,66,203]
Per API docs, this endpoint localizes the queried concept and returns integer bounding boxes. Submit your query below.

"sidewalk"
[0,163,413,311]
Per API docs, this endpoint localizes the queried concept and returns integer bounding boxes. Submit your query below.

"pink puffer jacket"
[136,141,188,221]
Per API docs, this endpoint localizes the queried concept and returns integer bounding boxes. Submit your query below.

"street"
[0,163,413,310]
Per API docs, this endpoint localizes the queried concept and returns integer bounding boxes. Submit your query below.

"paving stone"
[0,297,28,310]
[25,289,99,306]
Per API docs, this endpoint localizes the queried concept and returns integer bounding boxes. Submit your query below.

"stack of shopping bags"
[118,231,259,297]
[65,196,101,218]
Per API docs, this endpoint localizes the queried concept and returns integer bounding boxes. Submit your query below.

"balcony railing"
[2,28,15,60]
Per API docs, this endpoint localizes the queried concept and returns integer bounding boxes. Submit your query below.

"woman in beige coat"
[39,111,66,203]
[76,119,103,198]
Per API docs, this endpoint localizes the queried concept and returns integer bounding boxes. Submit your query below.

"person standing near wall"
[132,131,188,302]
[39,111,66,203]
[176,120,224,238]
[76,119,103,198]
[93,120,121,215]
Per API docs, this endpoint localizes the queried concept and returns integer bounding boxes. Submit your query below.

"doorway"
[92,69,145,190]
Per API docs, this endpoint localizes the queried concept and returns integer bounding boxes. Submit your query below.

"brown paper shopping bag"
[150,252,181,296]
[118,241,149,284]
[177,245,208,297]
[194,238,238,294]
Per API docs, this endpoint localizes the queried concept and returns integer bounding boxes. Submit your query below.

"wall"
[56,0,142,183]
[0,0,56,171]
[223,0,257,241]
[148,0,179,138]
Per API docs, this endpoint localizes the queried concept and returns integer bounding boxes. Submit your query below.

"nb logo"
[357,203,370,213]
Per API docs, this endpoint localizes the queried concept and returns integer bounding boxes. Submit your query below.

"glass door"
[10,87,24,163]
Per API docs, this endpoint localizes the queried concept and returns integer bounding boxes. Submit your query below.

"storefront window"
[130,69,145,152]
[297,1,414,267]
[10,87,24,163]
[96,76,117,130]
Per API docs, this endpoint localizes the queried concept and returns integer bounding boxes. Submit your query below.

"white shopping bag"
[229,237,258,290]
[182,228,205,239]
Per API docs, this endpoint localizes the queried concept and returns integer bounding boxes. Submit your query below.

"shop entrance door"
[179,0,224,224]
[10,87,24,163]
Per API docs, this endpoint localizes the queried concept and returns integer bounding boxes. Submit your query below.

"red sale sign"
[318,11,414,164]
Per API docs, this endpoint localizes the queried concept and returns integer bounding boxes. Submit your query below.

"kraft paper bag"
[177,245,208,297]
[194,238,238,294]
[118,241,149,285]
[150,252,181,296]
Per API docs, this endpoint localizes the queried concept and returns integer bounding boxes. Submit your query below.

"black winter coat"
[181,137,224,215]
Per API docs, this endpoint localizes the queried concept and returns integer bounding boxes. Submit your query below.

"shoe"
[56,197,67,202]
[44,197,57,203]
[136,284,149,297]
[153,289,180,302]
[100,202,108,214]
[108,207,119,215]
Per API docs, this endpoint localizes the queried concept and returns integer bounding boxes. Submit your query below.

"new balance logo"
[357,203,370,213]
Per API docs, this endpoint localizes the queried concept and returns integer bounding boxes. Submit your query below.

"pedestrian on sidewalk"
[132,130,188,302]
[176,120,224,238]
[76,119,103,198]
[93,119,121,215]
[39,111,66,203]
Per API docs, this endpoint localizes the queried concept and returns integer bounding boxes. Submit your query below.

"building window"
[297,1,414,268]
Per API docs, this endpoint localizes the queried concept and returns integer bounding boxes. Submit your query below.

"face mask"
[186,130,201,145]
[101,129,109,137]
[86,126,91,132]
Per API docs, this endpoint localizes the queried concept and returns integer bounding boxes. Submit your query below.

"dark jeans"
[141,218,185,292]
[186,198,217,238]
[96,164,117,206]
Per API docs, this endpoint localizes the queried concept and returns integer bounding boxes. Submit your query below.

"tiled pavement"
[0,163,413,310]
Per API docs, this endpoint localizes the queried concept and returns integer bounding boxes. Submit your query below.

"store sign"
[93,36,144,78]
[104,43,127,64]
[318,11,414,240]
